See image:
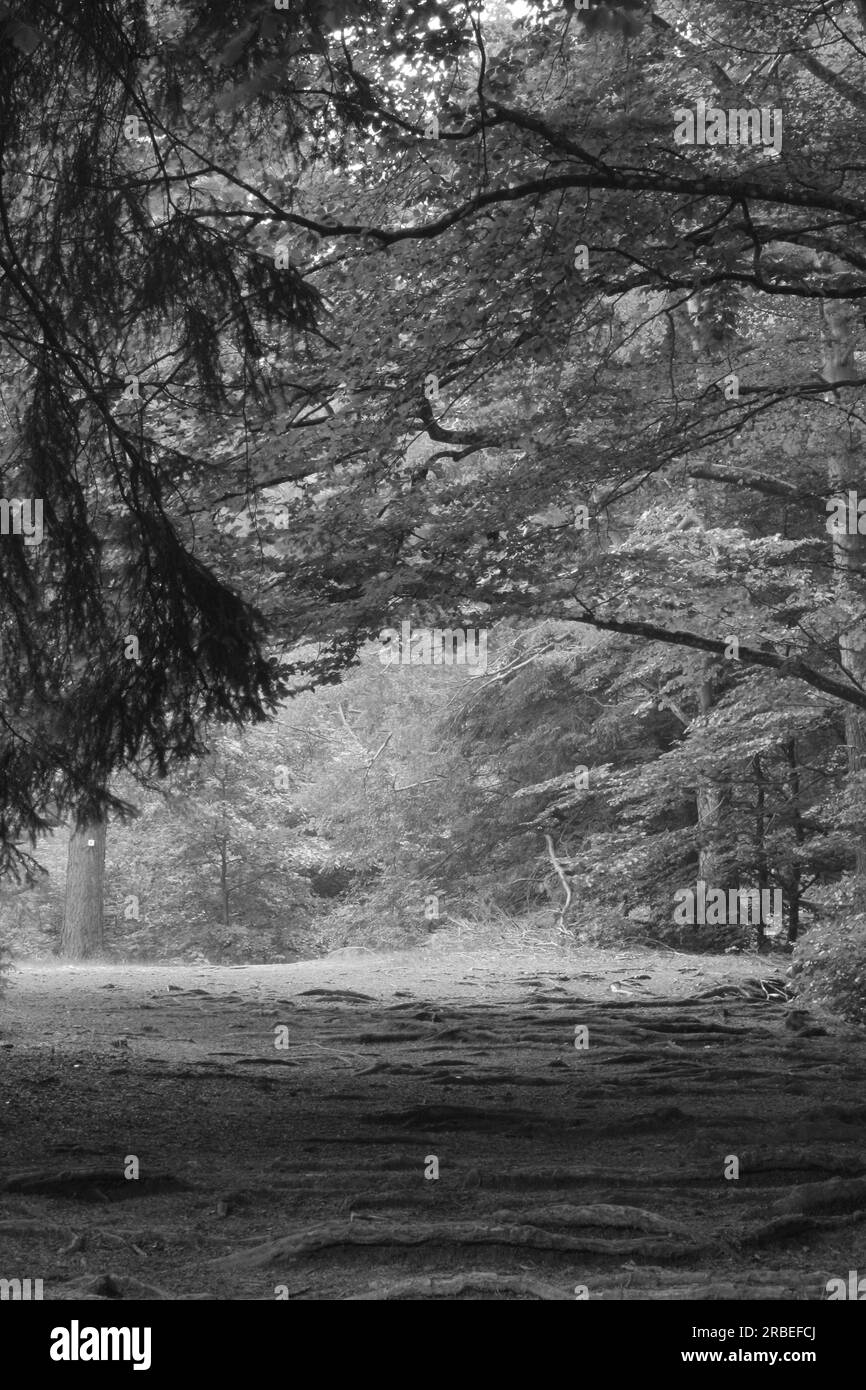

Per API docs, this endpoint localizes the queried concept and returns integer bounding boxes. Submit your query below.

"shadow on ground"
[1,944,863,1300]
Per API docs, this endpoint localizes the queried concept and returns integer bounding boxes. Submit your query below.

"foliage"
[789,886,866,1026]
[100,723,322,960]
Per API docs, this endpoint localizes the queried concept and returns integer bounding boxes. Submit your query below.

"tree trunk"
[695,669,729,885]
[752,754,768,950]
[219,837,230,928]
[681,290,733,890]
[820,298,866,906]
[59,818,106,959]
[782,739,804,944]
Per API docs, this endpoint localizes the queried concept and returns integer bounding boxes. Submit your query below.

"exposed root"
[208,1219,702,1269]
[346,1271,573,1300]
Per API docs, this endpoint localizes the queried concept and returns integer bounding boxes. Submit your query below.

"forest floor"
[1,939,865,1301]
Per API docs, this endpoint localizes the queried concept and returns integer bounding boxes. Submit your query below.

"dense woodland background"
[1,0,865,1026]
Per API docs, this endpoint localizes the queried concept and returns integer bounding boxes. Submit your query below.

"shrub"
[788,909,866,1025]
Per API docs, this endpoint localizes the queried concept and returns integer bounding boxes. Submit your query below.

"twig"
[544,833,573,929]
[364,731,393,786]
[337,703,367,751]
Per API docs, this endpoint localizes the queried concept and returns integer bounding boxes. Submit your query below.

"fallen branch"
[544,833,573,930]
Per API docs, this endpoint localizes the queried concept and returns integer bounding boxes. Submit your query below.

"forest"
[0,0,865,1322]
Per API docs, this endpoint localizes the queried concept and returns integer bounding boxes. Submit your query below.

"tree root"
[346,1270,573,1300]
[209,1219,702,1269]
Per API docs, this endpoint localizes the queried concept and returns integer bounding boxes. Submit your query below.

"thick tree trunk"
[59,818,106,959]
[820,299,866,906]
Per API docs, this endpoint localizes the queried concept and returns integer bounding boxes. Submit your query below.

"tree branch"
[686,462,825,508]
[795,50,866,114]
[564,606,866,712]
[417,394,495,448]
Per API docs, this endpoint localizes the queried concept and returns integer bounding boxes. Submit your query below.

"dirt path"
[1,943,864,1300]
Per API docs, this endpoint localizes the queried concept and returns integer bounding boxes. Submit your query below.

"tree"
[4,0,866,923]
[60,819,106,959]
[189,0,866,742]
[0,0,330,871]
